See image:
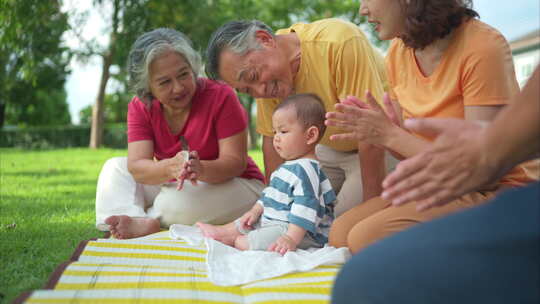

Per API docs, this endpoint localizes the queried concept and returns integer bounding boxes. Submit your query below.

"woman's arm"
[127,140,184,185]
[464,105,503,121]
[358,143,386,200]
[326,92,430,159]
[382,66,540,209]
[327,93,506,160]
[194,130,249,184]
[386,104,504,156]
[483,67,540,171]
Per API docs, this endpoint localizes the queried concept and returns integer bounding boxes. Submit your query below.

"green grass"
[248,148,264,171]
[0,147,263,303]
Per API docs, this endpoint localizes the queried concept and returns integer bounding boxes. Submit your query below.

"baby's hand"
[268,235,297,256]
[238,210,261,231]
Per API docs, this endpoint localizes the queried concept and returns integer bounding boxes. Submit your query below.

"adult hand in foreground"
[382,118,501,211]
[326,92,402,148]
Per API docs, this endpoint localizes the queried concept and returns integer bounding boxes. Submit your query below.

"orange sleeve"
[384,40,399,102]
[461,33,519,106]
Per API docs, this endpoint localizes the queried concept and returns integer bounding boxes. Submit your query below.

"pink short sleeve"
[127,97,153,143]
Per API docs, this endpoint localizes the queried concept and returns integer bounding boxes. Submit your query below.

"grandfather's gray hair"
[205,20,274,80]
[127,28,202,102]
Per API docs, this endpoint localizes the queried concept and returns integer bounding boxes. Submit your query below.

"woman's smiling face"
[359,0,407,41]
[149,51,196,111]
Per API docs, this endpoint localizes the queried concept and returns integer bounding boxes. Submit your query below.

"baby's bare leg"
[234,235,249,251]
[196,221,241,246]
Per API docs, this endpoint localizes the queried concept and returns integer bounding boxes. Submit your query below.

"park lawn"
[0,147,264,303]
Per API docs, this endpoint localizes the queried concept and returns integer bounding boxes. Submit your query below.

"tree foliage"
[2,0,383,146]
[0,0,72,127]
[67,0,151,147]
[79,92,130,125]
[140,0,366,56]
[80,0,372,147]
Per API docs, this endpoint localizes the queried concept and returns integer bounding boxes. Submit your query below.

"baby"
[197,93,336,255]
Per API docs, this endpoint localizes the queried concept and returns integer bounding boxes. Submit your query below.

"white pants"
[315,145,399,216]
[95,157,264,231]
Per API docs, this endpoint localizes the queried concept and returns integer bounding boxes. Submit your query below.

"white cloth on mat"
[205,238,350,286]
[169,224,205,246]
[169,223,351,286]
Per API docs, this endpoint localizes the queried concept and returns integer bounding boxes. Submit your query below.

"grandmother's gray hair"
[205,20,274,80]
[127,28,202,102]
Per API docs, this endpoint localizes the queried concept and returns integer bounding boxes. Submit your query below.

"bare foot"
[196,222,240,246]
[105,215,160,239]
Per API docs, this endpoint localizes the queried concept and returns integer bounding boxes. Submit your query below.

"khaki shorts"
[236,217,321,250]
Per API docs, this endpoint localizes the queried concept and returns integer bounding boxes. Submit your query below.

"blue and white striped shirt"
[257,158,337,245]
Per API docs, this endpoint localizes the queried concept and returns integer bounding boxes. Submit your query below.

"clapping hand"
[177,151,201,190]
[325,92,402,147]
[167,152,186,183]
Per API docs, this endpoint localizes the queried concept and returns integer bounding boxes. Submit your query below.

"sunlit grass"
[0,147,263,303]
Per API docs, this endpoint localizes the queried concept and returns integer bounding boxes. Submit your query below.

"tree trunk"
[89,52,113,148]
[0,101,5,129]
[89,0,120,149]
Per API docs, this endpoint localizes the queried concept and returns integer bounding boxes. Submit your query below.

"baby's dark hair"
[274,93,327,142]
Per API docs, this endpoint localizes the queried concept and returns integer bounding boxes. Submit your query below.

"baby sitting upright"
[197,93,337,255]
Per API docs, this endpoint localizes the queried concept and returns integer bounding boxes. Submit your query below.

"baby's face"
[272,107,312,160]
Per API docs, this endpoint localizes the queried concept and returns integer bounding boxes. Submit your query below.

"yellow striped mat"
[22,231,341,303]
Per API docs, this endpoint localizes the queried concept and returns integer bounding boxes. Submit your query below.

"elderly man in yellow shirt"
[205,18,389,215]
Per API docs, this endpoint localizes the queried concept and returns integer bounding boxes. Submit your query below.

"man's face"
[217,45,295,99]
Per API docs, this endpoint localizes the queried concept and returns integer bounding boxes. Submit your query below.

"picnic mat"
[16,231,343,303]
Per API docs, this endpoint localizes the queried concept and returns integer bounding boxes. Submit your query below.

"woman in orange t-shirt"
[325,0,538,254]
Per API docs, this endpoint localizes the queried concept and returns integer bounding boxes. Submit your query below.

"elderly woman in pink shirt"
[95,28,264,239]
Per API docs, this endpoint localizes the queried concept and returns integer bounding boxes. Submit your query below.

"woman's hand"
[382,118,496,211]
[177,151,202,190]
[268,235,297,256]
[325,92,402,147]
[165,152,186,181]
